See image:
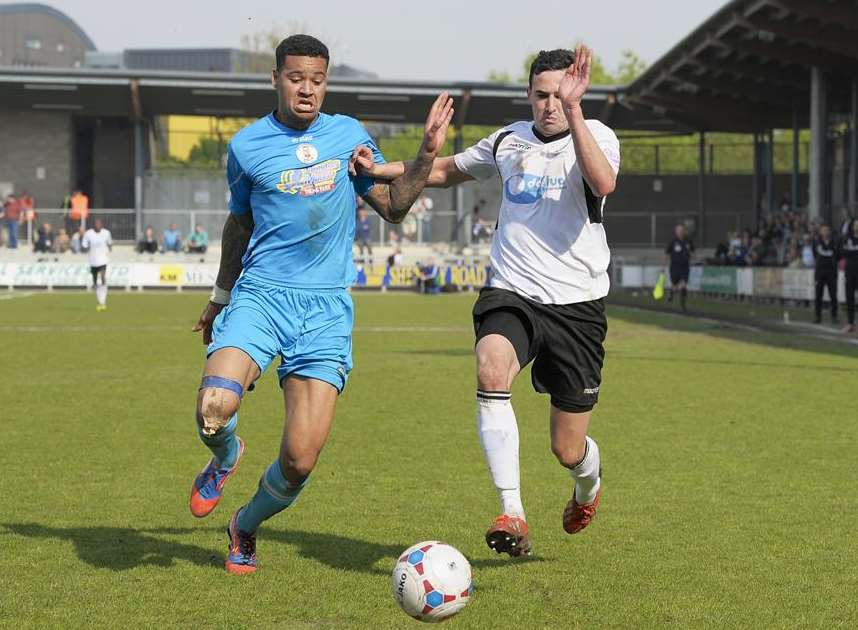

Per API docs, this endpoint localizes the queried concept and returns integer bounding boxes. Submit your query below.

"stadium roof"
[0,3,97,51]
[0,65,684,132]
[623,0,858,132]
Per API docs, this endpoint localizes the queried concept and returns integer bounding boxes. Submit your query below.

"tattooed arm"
[361,92,454,223]
[192,211,253,344]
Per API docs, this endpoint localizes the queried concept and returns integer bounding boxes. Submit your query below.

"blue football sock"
[236,460,307,533]
[198,414,240,469]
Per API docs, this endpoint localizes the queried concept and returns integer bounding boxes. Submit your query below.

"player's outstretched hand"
[192,301,226,345]
[559,44,592,109]
[420,92,454,157]
[348,145,376,177]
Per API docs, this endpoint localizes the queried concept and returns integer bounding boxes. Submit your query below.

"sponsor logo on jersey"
[504,173,566,204]
[290,134,315,144]
[277,159,341,196]
[508,142,534,151]
[295,143,319,164]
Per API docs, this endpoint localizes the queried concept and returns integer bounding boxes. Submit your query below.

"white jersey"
[82,228,112,267]
[454,120,620,304]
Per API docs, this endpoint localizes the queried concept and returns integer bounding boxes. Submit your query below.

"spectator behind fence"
[33,222,54,254]
[355,207,372,259]
[19,191,36,240]
[186,224,209,254]
[67,189,89,233]
[812,224,839,325]
[801,235,815,268]
[162,223,182,253]
[55,228,70,253]
[387,246,403,268]
[3,194,22,249]
[137,226,159,254]
[71,226,86,254]
[416,257,440,294]
[843,218,858,334]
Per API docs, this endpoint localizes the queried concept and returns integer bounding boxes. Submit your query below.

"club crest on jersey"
[277,159,340,196]
[296,143,319,164]
[504,173,566,204]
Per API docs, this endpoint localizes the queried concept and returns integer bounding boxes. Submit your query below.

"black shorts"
[670,266,689,285]
[473,287,607,413]
[90,265,106,284]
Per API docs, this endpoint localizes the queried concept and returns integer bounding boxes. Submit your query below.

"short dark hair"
[528,49,574,87]
[275,34,329,71]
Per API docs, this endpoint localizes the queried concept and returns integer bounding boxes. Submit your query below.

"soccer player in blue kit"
[188,35,453,575]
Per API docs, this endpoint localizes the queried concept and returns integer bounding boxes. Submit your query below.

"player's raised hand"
[420,92,454,157]
[348,145,376,177]
[192,301,227,345]
[559,44,592,109]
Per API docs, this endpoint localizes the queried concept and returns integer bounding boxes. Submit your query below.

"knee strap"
[200,375,244,399]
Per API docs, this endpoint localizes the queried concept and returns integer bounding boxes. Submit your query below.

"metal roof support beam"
[689,57,808,90]
[668,69,803,107]
[725,37,858,75]
[766,128,775,219]
[850,79,857,213]
[742,14,858,61]
[792,106,801,210]
[698,131,706,245]
[809,67,827,221]
[771,0,858,32]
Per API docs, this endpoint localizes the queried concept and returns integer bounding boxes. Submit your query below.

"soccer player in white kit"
[351,46,619,556]
[82,218,113,311]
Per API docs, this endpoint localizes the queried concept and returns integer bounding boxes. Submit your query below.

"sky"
[44,0,727,82]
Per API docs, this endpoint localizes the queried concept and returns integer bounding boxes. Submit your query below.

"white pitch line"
[0,292,34,301]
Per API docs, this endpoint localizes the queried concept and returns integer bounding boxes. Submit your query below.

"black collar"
[531,125,570,144]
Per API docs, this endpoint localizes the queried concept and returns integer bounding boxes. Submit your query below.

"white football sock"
[96,284,107,306]
[476,390,524,519]
[570,436,601,504]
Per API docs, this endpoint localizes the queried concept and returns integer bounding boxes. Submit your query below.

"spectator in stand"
[55,228,70,254]
[471,200,491,243]
[186,224,209,254]
[785,241,802,268]
[838,207,853,238]
[162,223,182,253]
[2,194,22,249]
[800,234,815,268]
[812,224,839,325]
[355,207,373,260]
[71,226,86,254]
[747,235,766,267]
[137,226,159,254]
[33,222,54,254]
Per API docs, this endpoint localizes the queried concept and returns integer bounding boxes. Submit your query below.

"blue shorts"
[207,277,354,392]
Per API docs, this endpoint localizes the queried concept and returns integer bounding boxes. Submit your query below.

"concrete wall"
[0,109,73,207]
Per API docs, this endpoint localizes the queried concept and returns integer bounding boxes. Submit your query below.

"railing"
[605,211,747,248]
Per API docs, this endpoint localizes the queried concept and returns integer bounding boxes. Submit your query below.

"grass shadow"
[261,528,544,575]
[1,522,542,575]
[1,522,222,571]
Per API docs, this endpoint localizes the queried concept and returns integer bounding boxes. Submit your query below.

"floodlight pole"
[131,79,145,241]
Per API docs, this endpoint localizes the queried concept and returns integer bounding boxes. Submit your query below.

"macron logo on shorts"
[583,387,600,395]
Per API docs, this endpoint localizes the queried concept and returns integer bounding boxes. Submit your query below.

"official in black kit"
[663,224,694,311]
[842,218,858,333]
[812,224,840,325]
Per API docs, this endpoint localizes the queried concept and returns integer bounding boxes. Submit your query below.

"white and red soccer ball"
[391,541,473,622]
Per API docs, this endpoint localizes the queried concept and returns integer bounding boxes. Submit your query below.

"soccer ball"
[391,541,473,623]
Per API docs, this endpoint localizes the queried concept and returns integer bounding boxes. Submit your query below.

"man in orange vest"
[68,190,89,232]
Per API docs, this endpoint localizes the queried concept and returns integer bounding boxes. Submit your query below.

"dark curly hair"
[528,49,574,87]
[275,34,329,72]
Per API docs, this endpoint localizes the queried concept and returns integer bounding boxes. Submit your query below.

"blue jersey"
[227,112,384,288]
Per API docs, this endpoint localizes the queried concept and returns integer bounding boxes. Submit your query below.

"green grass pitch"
[1,291,856,629]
